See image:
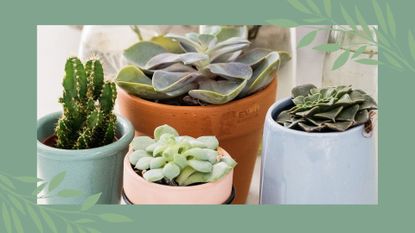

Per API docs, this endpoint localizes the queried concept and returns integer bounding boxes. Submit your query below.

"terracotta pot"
[123,148,234,204]
[118,78,277,203]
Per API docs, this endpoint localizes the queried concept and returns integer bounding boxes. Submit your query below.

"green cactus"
[54,57,117,149]
[276,84,378,132]
[128,125,237,186]
[116,27,282,105]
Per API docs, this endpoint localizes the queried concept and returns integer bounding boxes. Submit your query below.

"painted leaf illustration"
[26,204,44,233]
[58,189,83,197]
[386,3,396,38]
[304,18,328,23]
[0,174,15,189]
[313,43,341,52]
[408,30,415,61]
[288,0,311,14]
[323,0,332,16]
[36,182,47,195]
[2,203,13,233]
[383,51,403,69]
[81,193,102,211]
[354,6,372,39]
[355,58,378,65]
[267,19,298,28]
[10,208,24,233]
[306,0,321,15]
[7,194,25,214]
[332,50,350,70]
[352,46,367,59]
[66,224,74,233]
[340,5,356,31]
[98,213,132,223]
[372,0,388,34]
[298,30,317,48]
[48,171,66,192]
[15,176,42,183]
[40,208,58,233]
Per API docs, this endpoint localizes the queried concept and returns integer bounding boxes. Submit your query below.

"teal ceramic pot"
[260,98,377,204]
[37,112,134,204]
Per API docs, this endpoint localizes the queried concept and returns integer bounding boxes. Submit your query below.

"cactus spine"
[55,57,117,149]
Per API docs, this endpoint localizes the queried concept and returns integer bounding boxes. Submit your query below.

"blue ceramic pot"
[260,98,377,204]
[37,112,134,204]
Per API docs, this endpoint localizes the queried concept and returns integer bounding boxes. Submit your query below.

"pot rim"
[37,111,134,160]
[266,97,365,137]
[118,78,277,111]
[124,147,234,191]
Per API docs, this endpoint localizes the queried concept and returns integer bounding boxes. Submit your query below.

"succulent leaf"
[124,41,167,69]
[189,79,247,105]
[276,84,377,132]
[152,71,201,92]
[206,63,252,80]
[129,125,236,185]
[145,52,209,70]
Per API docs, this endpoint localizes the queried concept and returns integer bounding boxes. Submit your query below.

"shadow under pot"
[37,112,134,204]
[118,78,277,204]
[260,98,377,204]
[123,148,235,204]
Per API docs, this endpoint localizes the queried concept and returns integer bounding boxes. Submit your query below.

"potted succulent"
[37,57,134,204]
[123,125,237,204]
[260,84,378,204]
[115,27,281,203]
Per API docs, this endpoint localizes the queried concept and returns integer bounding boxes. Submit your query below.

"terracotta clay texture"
[118,78,277,204]
[123,148,234,204]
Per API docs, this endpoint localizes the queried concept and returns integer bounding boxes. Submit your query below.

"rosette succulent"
[55,57,117,149]
[116,29,280,105]
[128,125,237,186]
[276,84,377,132]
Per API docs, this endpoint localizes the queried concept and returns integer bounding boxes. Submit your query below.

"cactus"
[116,28,281,105]
[276,84,377,132]
[54,57,117,149]
[128,125,237,186]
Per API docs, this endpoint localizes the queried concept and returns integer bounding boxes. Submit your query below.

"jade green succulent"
[54,57,117,149]
[128,125,237,186]
[116,29,280,105]
[276,84,377,132]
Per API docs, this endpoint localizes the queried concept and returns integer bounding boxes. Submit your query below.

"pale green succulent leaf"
[182,172,208,186]
[123,41,167,68]
[240,51,280,96]
[189,79,247,104]
[145,53,209,70]
[115,65,171,99]
[129,150,152,165]
[131,136,156,151]
[176,166,196,186]
[206,62,252,80]
[196,136,219,149]
[135,157,153,170]
[173,154,188,169]
[183,148,218,163]
[207,162,232,182]
[235,48,273,66]
[221,154,237,167]
[200,25,248,42]
[152,71,201,92]
[154,124,179,140]
[166,34,202,53]
[188,159,213,173]
[150,157,167,169]
[150,35,184,53]
[209,40,250,62]
[163,162,181,180]
[143,169,164,182]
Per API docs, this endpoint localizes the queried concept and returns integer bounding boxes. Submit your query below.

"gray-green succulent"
[116,29,280,105]
[128,125,237,186]
[276,84,377,132]
[55,57,117,149]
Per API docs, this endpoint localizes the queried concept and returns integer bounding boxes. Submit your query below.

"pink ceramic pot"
[123,148,234,204]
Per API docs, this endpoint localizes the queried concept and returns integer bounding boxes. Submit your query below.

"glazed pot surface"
[123,148,234,204]
[37,112,134,204]
[118,78,277,203]
[260,98,377,204]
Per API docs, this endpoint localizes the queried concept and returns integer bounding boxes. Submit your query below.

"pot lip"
[266,97,365,137]
[124,147,234,191]
[37,111,134,160]
[118,78,276,110]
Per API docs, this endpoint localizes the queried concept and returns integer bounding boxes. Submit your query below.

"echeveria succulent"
[116,30,280,105]
[276,84,377,132]
[128,125,237,186]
